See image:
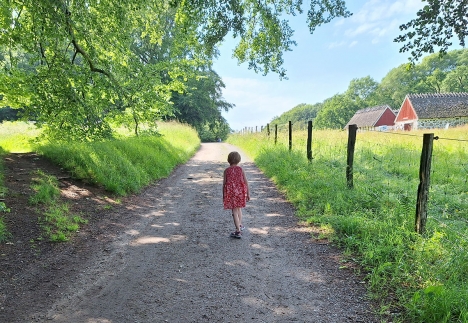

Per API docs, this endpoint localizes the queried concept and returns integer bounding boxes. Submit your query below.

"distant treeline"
[271,49,468,129]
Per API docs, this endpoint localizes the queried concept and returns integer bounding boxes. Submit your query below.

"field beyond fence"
[228,124,468,323]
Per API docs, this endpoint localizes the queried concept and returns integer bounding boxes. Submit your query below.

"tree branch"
[63,6,116,82]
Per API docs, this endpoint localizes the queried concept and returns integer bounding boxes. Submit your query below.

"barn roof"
[407,93,468,119]
[345,105,394,128]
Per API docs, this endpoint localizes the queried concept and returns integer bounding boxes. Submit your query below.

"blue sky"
[212,0,426,131]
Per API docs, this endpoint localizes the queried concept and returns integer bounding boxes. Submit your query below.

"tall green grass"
[37,122,200,195]
[0,121,41,153]
[228,126,468,322]
[0,121,199,242]
[0,122,200,195]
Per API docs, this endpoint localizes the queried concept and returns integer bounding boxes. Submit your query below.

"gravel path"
[32,142,379,322]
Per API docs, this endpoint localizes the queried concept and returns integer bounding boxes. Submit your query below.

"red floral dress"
[223,165,247,209]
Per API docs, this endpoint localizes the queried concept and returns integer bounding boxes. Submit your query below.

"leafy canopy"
[395,0,468,64]
[0,0,351,140]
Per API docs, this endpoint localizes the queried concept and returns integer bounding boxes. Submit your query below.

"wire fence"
[239,121,468,238]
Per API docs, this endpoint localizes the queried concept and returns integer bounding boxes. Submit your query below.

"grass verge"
[0,121,200,242]
[36,121,200,195]
[30,170,88,242]
[228,127,468,323]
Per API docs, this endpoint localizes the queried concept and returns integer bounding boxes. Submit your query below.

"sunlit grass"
[0,120,199,196]
[37,121,200,195]
[0,121,41,153]
[0,121,200,242]
[228,125,468,322]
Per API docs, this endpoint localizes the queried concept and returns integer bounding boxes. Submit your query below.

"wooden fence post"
[346,124,358,188]
[415,133,435,235]
[307,120,313,162]
[274,124,278,145]
[289,121,292,151]
[267,123,270,136]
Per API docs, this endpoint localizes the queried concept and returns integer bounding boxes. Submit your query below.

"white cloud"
[345,22,378,37]
[335,0,424,44]
[328,41,347,49]
[352,0,422,23]
[349,41,358,48]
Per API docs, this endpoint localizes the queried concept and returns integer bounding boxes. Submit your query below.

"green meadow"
[228,126,468,323]
[0,121,200,241]
[0,121,42,153]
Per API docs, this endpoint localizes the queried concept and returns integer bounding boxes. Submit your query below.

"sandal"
[230,231,242,239]
[239,225,245,231]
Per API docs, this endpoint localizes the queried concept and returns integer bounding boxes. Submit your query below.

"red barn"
[344,105,396,131]
[395,93,468,130]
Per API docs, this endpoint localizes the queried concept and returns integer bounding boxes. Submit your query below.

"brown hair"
[227,151,241,165]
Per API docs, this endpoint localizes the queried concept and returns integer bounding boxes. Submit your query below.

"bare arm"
[242,169,250,201]
[223,169,226,199]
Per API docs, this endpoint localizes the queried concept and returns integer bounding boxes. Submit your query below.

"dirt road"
[5,143,379,322]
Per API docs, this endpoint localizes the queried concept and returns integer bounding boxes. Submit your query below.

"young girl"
[223,151,250,239]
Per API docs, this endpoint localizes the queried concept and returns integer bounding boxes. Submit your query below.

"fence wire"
[242,123,468,238]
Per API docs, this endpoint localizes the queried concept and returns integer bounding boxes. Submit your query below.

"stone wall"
[418,117,468,129]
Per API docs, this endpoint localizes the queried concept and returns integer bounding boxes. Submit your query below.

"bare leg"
[232,209,243,229]
[238,208,243,229]
[231,208,241,232]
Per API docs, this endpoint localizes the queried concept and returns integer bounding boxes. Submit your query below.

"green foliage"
[0,202,9,213]
[272,49,468,129]
[37,122,200,195]
[198,120,231,142]
[395,0,468,63]
[270,103,322,126]
[228,126,468,322]
[314,93,360,129]
[0,214,10,243]
[0,146,10,242]
[345,76,380,106]
[169,69,233,141]
[0,199,10,242]
[0,1,202,140]
[0,0,351,140]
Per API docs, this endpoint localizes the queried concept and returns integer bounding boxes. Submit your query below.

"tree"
[270,102,322,126]
[377,64,422,108]
[395,0,468,63]
[169,68,234,141]
[441,49,468,92]
[314,94,359,129]
[375,49,468,107]
[345,76,379,107]
[0,1,188,140]
[0,0,351,140]
[443,65,468,92]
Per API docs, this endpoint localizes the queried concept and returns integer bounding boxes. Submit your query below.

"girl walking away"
[223,151,250,239]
